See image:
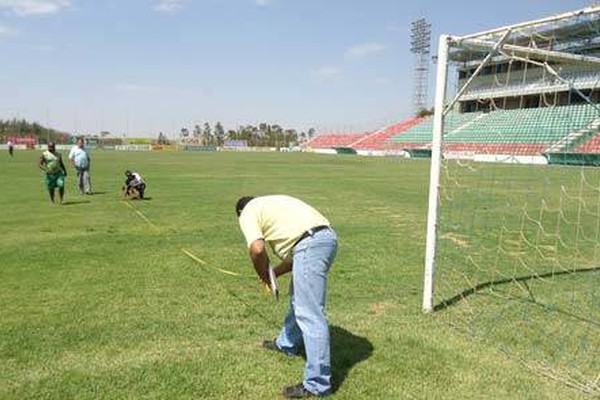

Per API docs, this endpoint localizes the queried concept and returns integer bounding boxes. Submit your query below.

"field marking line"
[123,200,160,232]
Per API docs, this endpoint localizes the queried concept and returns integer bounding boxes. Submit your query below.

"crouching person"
[122,170,146,199]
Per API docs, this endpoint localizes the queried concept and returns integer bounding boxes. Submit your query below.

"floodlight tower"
[410,18,432,114]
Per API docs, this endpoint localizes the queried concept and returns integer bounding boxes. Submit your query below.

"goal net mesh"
[430,7,600,395]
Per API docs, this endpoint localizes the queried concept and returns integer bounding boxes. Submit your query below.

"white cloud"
[310,66,342,83]
[115,83,192,98]
[375,77,392,85]
[0,0,70,16]
[115,83,161,93]
[255,0,276,7]
[387,23,403,33]
[344,43,387,59]
[153,0,185,13]
[0,24,15,37]
[33,44,56,52]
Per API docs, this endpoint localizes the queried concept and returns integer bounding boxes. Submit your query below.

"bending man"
[236,195,338,398]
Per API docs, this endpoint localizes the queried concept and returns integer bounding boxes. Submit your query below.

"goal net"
[423,6,600,395]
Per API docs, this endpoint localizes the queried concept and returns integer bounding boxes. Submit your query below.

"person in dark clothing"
[122,170,146,199]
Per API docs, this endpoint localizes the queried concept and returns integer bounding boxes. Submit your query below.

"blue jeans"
[276,227,338,395]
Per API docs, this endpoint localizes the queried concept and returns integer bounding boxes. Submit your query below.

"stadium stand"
[307,117,424,152]
[575,134,600,152]
[351,117,423,150]
[387,104,600,155]
[307,133,368,149]
[460,70,600,102]
[390,112,482,148]
[574,120,600,152]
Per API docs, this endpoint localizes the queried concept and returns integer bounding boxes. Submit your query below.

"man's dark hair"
[236,196,255,217]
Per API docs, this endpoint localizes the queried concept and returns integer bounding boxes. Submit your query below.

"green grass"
[0,150,593,399]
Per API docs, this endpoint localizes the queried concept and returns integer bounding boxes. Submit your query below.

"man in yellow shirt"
[236,195,338,398]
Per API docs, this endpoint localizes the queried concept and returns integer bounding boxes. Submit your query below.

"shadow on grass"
[434,266,600,312]
[126,197,153,201]
[61,200,91,206]
[331,325,373,393]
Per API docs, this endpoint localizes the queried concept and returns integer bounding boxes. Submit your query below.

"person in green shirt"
[39,142,67,204]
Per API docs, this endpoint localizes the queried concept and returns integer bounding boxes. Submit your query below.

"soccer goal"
[423,5,600,395]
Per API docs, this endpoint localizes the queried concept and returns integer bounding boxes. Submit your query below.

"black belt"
[294,225,330,247]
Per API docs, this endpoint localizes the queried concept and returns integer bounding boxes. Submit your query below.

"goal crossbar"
[453,37,600,66]
[457,5,600,41]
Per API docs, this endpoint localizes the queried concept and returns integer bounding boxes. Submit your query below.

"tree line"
[172,122,316,148]
[1,118,317,148]
[0,119,69,143]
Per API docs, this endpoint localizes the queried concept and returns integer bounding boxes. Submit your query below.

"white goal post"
[421,6,600,394]
[422,5,600,312]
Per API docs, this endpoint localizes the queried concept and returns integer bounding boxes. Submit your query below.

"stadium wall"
[544,152,600,166]
[115,145,152,151]
[473,154,548,165]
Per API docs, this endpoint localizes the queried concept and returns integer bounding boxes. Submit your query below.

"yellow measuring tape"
[122,200,252,278]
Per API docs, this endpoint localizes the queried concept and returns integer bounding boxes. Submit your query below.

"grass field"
[0,150,593,399]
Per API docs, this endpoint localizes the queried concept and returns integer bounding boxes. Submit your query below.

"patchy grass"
[0,150,590,399]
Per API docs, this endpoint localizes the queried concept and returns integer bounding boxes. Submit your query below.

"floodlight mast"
[411,18,432,114]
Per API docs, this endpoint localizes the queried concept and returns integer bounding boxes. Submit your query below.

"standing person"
[7,140,14,157]
[235,195,338,398]
[39,142,67,204]
[68,137,92,195]
[122,170,146,199]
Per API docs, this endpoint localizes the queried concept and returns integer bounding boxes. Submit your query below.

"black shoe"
[282,383,317,398]
[262,339,298,357]
[262,339,279,351]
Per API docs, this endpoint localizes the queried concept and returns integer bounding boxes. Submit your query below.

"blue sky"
[0,0,594,137]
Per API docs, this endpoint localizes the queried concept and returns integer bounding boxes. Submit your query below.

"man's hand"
[273,260,293,277]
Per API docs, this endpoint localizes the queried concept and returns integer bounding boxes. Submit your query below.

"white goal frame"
[422,5,600,312]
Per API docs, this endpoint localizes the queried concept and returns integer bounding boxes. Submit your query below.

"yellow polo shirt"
[238,195,330,259]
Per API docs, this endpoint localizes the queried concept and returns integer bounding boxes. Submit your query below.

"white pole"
[423,35,450,312]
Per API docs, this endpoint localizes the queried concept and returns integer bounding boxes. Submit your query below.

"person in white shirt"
[68,137,92,195]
